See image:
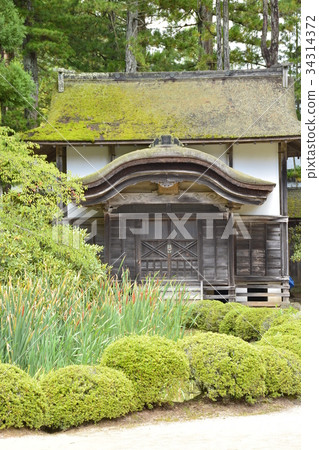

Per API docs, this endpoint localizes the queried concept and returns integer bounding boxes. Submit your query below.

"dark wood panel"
[235,221,283,279]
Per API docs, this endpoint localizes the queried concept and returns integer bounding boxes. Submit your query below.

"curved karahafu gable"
[26,67,300,143]
[81,142,275,206]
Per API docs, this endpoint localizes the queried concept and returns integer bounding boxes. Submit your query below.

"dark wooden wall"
[77,211,286,286]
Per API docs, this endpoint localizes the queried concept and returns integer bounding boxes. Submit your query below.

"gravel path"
[0,406,300,450]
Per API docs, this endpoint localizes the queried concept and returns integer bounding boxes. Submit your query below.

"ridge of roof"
[58,66,287,84]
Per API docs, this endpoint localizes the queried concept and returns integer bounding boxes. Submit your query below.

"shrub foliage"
[0,363,47,429]
[100,335,190,410]
[218,305,244,336]
[185,300,229,332]
[180,332,266,404]
[257,334,301,357]
[257,346,301,398]
[40,365,135,430]
[233,308,279,342]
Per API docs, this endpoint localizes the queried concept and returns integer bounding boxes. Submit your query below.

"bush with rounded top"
[218,304,245,336]
[0,363,47,429]
[257,334,301,357]
[260,308,300,334]
[233,308,279,342]
[257,345,301,398]
[185,300,227,332]
[263,320,301,339]
[40,365,134,430]
[100,335,190,410]
[180,332,266,404]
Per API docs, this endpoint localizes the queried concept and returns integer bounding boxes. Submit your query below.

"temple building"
[26,66,301,304]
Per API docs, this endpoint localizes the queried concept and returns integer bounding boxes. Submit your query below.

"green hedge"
[260,308,300,334]
[257,334,301,357]
[40,365,134,430]
[185,300,228,332]
[180,332,266,404]
[233,308,279,342]
[218,305,244,336]
[262,320,301,339]
[100,335,190,410]
[0,363,47,429]
[257,345,301,398]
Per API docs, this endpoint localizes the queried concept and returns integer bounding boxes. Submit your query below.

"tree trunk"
[261,0,279,67]
[216,0,223,70]
[223,0,230,70]
[23,0,38,126]
[198,2,214,69]
[125,2,138,73]
[23,47,38,126]
[269,0,279,66]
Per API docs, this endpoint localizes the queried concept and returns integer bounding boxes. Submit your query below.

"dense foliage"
[101,334,191,410]
[40,365,135,430]
[180,332,266,404]
[0,302,301,431]
[0,272,190,375]
[257,334,301,357]
[257,346,301,398]
[0,363,47,429]
[0,128,106,284]
[289,225,301,263]
[231,307,279,341]
[184,300,229,332]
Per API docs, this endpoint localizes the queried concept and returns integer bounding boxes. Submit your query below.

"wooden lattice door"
[139,239,199,280]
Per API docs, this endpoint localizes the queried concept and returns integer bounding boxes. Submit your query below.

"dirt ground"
[0,397,300,449]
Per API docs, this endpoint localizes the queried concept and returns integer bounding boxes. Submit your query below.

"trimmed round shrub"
[0,363,47,429]
[40,365,135,430]
[257,334,301,357]
[180,332,266,404]
[260,308,300,334]
[218,304,245,336]
[100,335,190,410]
[257,345,301,398]
[233,308,278,342]
[263,320,301,339]
[185,300,227,332]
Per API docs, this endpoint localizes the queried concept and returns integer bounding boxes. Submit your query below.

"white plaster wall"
[66,145,111,178]
[115,145,144,157]
[187,144,228,164]
[114,143,228,162]
[233,143,280,216]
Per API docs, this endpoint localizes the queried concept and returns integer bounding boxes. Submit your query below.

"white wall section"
[67,146,111,178]
[233,143,280,216]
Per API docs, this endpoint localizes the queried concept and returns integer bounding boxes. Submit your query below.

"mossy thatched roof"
[26,69,301,143]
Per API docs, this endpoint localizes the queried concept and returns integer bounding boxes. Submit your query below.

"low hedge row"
[0,364,47,429]
[41,365,135,429]
[187,300,300,343]
[184,300,230,332]
[257,334,301,357]
[100,334,190,410]
[180,332,266,404]
[1,318,301,431]
[257,345,301,398]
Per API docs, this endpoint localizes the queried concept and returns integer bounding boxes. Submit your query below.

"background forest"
[0,0,300,132]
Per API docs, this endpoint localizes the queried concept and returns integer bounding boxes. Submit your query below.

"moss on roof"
[81,144,275,188]
[26,72,301,142]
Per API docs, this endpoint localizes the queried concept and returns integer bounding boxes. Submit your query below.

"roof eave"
[28,135,301,146]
